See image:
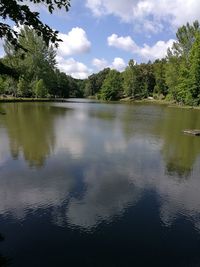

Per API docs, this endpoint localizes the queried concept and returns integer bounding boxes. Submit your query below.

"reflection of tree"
[155,108,200,178]
[120,103,161,140]
[0,234,10,267]
[3,103,67,167]
[0,107,6,116]
[88,109,116,121]
[87,103,200,179]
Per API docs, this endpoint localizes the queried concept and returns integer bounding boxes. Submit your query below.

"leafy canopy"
[0,0,70,49]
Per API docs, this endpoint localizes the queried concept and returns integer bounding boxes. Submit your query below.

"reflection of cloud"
[0,162,75,220]
[0,129,10,167]
[65,131,200,231]
[104,139,127,153]
[54,109,87,159]
[157,162,200,229]
[67,164,141,229]
[1,102,200,235]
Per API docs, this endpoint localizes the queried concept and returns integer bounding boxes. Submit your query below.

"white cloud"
[110,57,126,71]
[86,0,200,33]
[92,57,126,72]
[55,27,92,79]
[86,0,136,22]
[57,27,91,56]
[108,33,138,52]
[107,33,138,51]
[139,39,174,60]
[56,56,92,79]
[92,58,108,70]
[107,33,174,60]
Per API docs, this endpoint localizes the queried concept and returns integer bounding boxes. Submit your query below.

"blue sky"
[1,0,200,78]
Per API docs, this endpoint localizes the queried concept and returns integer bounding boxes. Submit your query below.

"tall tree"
[122,59,138,97]
[153,59,168,96]
[165,21,200,103]
[173,21,200,60]
[99,69,122,100]
[84,68,110,97]
[0,0,70,75]
[188,32,200,105]
[3,26,57,96]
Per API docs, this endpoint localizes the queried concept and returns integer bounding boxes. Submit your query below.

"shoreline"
[120,97,200,110]
[1,96,200,110]
[0,97,67,103]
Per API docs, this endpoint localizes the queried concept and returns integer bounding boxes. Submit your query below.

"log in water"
[183,129,200,136]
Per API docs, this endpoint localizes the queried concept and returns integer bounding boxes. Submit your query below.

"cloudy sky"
[1,0,200,78]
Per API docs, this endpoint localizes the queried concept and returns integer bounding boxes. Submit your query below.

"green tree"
[188,32,200,105]
[0,76,6,94]
[153,59,168,96]
[165,51,181,101]
[33,79,48,98]
[17,76,30,97]
[138,62,155,97]
[3,26,57,97]
[173,21,200,60]
[99,69,122,100]
[0,0,70,76]
[122,60,138,97]
[165,21,200,103]
[0,0,70,49]
[84,68,110,97]
[55,70,71,98]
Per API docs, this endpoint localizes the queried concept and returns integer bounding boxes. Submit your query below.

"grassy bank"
[1,96,200,110]
[0,97,66,103]
[119,97,200,110]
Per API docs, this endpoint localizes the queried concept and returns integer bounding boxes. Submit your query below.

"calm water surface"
[0,101,200,266]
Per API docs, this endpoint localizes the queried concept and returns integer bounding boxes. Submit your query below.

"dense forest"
[1,20,200,105]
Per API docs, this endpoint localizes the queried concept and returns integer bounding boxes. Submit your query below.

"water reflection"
[155,107,200,178]
[0,157,76,219]
[0,234,10,267]
[67,163,141,229]
[0,103,68,167]
[0,102,200,234]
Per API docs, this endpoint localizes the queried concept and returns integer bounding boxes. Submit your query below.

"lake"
[0,101,200,266]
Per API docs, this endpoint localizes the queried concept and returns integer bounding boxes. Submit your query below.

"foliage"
[84,68,110,97]
[188,32,200,105]
[0,0,70,50]
[153,59,168,96]
[33,79,48,98]
[0,26,80,98]
[82,21,200,106]
[1,20,200,106]
[99,69,122,100]
[0,0,70,76]
[17,76,29,96]
[122,60,138,97]
[165,20,200,105]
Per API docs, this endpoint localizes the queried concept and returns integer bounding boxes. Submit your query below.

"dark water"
[0,101,200,267]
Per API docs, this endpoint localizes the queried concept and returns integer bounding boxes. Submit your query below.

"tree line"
[84,20,200,106]
[1,20,200,105]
